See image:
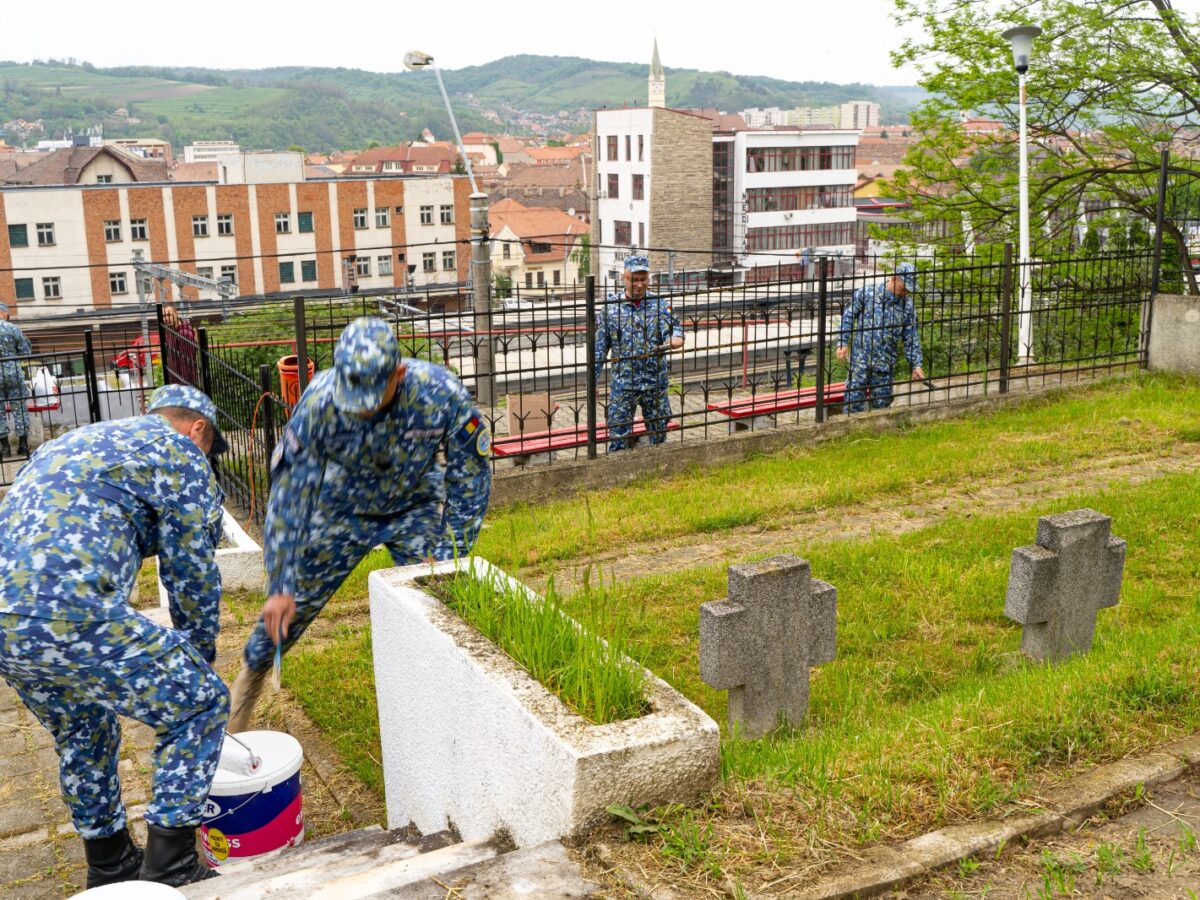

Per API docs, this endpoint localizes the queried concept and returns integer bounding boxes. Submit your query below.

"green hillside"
[0,57,922,153]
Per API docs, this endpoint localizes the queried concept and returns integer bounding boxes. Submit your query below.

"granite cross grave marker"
[699,555,836,738]
[1004,508,1126,662]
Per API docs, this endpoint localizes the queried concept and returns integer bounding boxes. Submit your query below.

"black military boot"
[83,828,144,888]
[16,435,27,457]
[139,823,218,886]
[0,438,6,461]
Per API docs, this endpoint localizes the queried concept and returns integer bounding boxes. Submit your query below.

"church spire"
[649,39,666,108]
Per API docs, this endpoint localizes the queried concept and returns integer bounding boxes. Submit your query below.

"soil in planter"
[425,566,651,725]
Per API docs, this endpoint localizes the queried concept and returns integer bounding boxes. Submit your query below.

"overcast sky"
[4,0,929,85]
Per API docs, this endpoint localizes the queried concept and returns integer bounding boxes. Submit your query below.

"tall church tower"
[648,39,666,109]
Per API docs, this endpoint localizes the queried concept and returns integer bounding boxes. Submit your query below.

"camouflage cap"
[895,262,918,292]
[623,255,650,273]
[147,383,229,456]
[332,317,401,414]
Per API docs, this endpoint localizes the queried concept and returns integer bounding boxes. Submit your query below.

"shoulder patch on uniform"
[476,426,492,457]
[270,442,284,471]
[459,414,482,442]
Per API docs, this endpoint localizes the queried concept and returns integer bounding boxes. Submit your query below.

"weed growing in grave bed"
[425,564,649,725]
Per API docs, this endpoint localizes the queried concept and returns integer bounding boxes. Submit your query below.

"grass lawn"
[276,372,1200,887]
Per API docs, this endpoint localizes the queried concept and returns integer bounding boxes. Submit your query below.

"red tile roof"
[3,146,168,185]
[489,198,587,262]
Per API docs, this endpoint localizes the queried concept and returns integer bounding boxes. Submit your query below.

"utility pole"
[132,248,154,397]
[471,192,494,405]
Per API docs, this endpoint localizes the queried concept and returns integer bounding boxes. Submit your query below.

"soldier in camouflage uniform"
[0,384,229,889]
[0,302,31,459]
[836,262,925,413]
[594,255,684,452]
[226,317,492,732]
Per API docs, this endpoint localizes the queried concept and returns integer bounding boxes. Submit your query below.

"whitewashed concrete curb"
[369,557,720,848]
[157,509,264,608]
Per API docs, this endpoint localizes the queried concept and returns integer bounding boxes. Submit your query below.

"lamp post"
[404,50,494,404]
[1002,24,1042,364]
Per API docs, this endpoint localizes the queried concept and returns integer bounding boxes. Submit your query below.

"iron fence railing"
[1,247,1155,529]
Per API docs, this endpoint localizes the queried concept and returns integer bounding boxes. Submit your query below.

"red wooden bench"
[707,382,848,432]
[493,419,681,464]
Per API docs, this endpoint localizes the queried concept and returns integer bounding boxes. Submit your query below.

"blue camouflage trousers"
[0,374,29,438]
[0,613,229,839]
[844,366,894,414]
[244,498,443,671]
[606,384,673,452]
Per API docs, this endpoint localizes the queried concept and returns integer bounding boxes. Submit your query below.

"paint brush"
[272,625,282,691]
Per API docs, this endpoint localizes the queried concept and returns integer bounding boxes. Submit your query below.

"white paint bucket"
[199,731,304,867]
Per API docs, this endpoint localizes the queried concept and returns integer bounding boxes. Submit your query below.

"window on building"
[355,257,371,277]
[109,272,127,294]
[96,174,113,184]
[638,135,644,161]
[104,220,121,242]
[422,252,436,273]
[42,277,61,300]
[378,255,393,276]
[217,213,234,236]
[300,260,317,282]
[614,220,632,246]
[525,272,533,289]
[220,264,237,285]
[279,261,295,283]
[353,208,368,229]
[420,205,433,225]
[440,205,454,225]
[14,278,33,300]
[536,271,545,287]
[625,135,631,161]
[275,213,291,234]
[36,223,55,246]
[192,216,209,238]
[502,243,511,259]
[607,174,619,199]
[553,269,561,286]
[606,136,618,160]
[375,207,390,228]
[632,174,644,201]
[130,219,147,241]
[297,211,313,233]
[8,224,28,247]
[442,251,455,271]
[197,266,214,280]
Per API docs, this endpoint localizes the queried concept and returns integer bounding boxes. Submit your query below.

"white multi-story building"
[715,129,859,282]
[0,174,473,317]
[839,101,880,130]
[741,107,788,129]
[183,141,242,164]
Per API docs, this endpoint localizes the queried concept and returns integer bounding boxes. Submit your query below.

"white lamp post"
[1002,25,1042,364]
[403,51,478,194]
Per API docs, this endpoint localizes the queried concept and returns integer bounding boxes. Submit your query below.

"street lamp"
[403,50,478,194]
[404,50,494,404]
[1002,24,1042,364]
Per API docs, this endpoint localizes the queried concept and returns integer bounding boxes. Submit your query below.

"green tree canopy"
[888,0,1200,290]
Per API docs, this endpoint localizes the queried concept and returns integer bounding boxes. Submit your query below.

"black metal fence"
[0,246,1154,531]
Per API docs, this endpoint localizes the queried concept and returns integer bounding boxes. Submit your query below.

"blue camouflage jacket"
[0,415,225,660]
[594,291,684,390]
[837,282,924,373]
[264,359,492,597]
[0,319,31,383]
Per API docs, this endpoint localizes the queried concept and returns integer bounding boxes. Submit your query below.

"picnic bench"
[707,382,848,432]
[492,418,681,465]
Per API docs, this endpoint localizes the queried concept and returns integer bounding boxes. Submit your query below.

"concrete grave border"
[157,508,264,608]
[369,557,721,848]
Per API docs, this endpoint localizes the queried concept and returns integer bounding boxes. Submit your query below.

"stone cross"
[699,555,836,738]
[1005,509,1126,662]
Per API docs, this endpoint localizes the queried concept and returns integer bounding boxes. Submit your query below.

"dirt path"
[531,444,1200,593]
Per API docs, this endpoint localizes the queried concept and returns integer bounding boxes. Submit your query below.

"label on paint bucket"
[201,731,304,867]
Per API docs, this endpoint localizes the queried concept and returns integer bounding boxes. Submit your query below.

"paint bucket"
[200,731,304,867]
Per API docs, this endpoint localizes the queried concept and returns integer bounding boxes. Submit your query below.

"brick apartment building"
[0,175,475,317]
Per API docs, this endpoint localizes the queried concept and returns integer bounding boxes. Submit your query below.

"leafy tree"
[889,0,1200,292]
[570,233,591,278]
